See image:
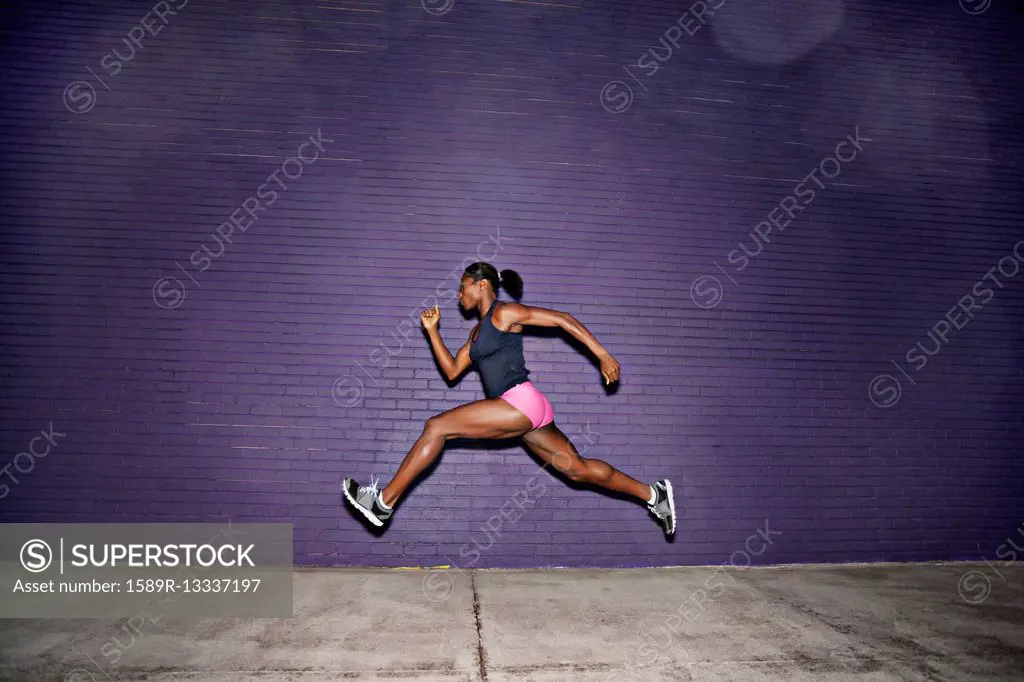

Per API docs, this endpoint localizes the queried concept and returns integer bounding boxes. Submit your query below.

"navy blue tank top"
[469,299,530,398]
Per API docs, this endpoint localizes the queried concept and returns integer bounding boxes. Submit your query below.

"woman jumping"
[342,262,676,535]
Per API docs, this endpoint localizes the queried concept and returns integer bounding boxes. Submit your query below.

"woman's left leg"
[379,398,533,507]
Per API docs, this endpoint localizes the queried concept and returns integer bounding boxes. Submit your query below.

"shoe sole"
[664,479,676,535]
[342,479,384,527]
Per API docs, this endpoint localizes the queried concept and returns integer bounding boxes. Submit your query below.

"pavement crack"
[470,570,489,682]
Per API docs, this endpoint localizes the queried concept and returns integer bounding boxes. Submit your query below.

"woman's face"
[458,276,483,310]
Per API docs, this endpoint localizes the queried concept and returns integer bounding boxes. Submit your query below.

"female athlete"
[343,262,676,535]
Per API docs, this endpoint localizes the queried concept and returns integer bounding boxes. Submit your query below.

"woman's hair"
[464,262,524,300]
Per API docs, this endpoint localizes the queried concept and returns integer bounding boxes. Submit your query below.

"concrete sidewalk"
[2,562,1024,681]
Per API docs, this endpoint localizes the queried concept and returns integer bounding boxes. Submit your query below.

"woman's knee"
[425,415,458,440]
[424,415,446,437]
[556,453,588,481]
[573,458,610,483]
[566,469,587,483]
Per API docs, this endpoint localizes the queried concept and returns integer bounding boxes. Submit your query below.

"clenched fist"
[421,304,440,330]
[599,353,620,385]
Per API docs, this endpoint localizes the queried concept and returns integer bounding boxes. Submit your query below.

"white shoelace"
[358,475,382,499]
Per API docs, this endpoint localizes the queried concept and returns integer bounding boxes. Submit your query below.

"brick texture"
[1,0,1022,568]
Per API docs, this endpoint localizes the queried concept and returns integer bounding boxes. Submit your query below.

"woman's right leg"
[520,423,653,501]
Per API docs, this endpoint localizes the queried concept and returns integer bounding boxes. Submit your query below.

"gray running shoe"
[342,476,393,527]
[648,479,676,535]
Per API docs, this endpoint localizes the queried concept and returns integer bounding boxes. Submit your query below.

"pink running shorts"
[500,381,554,430]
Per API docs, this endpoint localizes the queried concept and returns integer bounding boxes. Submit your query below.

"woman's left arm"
[502,303,621,384]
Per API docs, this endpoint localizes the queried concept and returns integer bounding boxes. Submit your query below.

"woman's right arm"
[421,305,475,381]
[426,326,475,382]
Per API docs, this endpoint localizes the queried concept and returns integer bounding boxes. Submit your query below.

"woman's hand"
[421,304,440,330]
[598,353,620,385]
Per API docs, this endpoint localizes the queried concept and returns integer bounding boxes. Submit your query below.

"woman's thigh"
[429,398,533,440]
[519,423,584,478]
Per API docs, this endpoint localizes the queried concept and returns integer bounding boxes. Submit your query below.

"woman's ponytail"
[498,269,524,300]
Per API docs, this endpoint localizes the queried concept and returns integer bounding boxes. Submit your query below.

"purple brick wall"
[1,0,1022,569]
